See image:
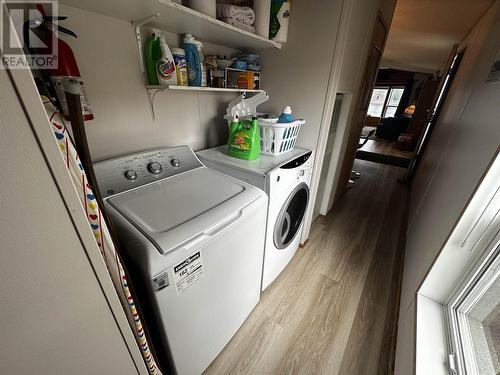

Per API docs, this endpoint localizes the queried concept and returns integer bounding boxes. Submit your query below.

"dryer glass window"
[274,183,309,249]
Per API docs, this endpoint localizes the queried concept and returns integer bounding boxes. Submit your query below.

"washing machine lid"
[108,167,264,255]
[197,146,311,176]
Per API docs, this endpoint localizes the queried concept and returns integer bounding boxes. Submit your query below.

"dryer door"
[274,182,309,249]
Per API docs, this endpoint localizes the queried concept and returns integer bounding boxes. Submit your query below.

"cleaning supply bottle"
[278,105,294,123]
[156,35,177,86]
[270,0,290,43]
[228,116,261,160]
[145,33,162,85]
[172,47,188,86]
[195,40,207,87]
[183,34,201,86]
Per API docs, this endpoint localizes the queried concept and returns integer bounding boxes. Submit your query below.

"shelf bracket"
[132,13,160,73]
[146,87,166,120]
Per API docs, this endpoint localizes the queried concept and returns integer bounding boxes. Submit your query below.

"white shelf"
[145,85,264,120]
[146,85,264,93]
[60,0,281,50]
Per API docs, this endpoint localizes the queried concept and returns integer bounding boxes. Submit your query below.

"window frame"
[366,86,390,117]
[383,86,405,117]
[367,85,406,118]
[445,234,500,375]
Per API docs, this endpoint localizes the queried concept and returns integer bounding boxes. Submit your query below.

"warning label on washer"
[172,251,203,295]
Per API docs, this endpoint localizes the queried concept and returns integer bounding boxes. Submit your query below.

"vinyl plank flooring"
[337,179,408,375]
[204,160,408,375]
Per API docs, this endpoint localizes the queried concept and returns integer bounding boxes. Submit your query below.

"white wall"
[400,0,500,320]
[395,2,500,372]
[394,300,415,375]
[59,5,239,161]
[258,0,343,149]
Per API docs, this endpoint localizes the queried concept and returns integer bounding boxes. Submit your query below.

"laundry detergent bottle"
[228,115,261,160]
[183,33,201,86]
[195,40,207,87]
[278,105,295,122]
[156,35,177,86]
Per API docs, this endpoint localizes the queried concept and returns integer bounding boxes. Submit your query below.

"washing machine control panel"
[94,146,203,198]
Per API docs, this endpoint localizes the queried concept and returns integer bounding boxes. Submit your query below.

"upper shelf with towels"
[59,0,282,50]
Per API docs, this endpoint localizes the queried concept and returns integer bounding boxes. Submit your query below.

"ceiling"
[381,0,493,73]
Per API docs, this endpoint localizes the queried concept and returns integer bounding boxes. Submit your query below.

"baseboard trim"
[299,239,309,248]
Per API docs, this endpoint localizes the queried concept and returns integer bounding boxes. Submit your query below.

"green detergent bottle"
[145,33,162,85]
[228,115,261,160]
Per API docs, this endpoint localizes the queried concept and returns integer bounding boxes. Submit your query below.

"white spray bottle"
[156,33,177,86]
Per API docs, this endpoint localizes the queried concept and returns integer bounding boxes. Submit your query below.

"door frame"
[405,45,462,181]
[332,12,390,204]
[300,0,352,241]
[316,92,352,216]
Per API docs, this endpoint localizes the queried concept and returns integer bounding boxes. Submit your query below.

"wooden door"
[334,14,388,202]
[405,79,440,137]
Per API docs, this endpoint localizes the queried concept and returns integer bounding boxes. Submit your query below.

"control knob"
[147,162,163,174]
[124,170,137,181]
[170,158,181,168]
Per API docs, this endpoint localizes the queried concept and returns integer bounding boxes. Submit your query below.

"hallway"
[205,160,409,375]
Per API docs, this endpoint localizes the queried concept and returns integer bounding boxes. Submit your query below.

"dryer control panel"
[280,151,313,181]
[94,146,203,198]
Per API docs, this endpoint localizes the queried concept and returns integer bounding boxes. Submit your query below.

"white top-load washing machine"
[93,146,268,375]
[197,146,313,290]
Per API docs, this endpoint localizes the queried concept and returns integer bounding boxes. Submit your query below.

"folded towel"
[223,14,253,25]
[231,53,261,71]
[217,4,255,22]
[221,18,256,33]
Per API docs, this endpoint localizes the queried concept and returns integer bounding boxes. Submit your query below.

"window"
[416,154,500,375]
[447,244,500,375]
[366,86,405,118]
[366,87,388,117]
[384,87,405,117]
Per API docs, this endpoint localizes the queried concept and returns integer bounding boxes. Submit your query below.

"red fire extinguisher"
[36,5,94,121]
[49,37,94,121]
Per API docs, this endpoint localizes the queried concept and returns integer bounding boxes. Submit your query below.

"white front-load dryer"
[197,146,313,290]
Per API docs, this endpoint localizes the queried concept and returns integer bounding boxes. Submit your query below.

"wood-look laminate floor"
[204,160,408,375]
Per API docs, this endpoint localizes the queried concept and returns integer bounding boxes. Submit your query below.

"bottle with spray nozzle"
[156,33,177,86]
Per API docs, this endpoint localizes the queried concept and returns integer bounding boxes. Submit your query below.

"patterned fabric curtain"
[42,96,161,375]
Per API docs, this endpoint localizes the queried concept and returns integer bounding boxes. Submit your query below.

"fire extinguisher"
[49,37,94,121]
[34,5,94,121]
